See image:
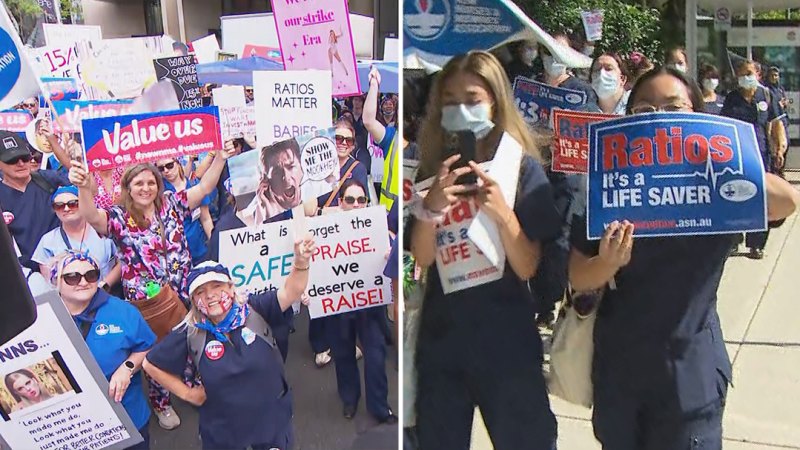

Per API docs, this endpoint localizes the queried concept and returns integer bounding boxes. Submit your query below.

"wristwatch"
[124,360,135,377]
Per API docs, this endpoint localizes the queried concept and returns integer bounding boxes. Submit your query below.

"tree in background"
[518,0,664,63]
[3,0,42,41]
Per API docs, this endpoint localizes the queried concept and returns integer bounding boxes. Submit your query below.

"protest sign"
[402,159,418,223]
[220,106,256,140]
[0,291,142,450]
[552,110,616,174]
[216,51,238,62]
[153,56,202,110]
[127,80,180,115]
[242,45,282,63]
[580,10,604,42]
[270,0,360,97]
[76,37,166,100]
[191,34,220,65]
[228,126,340,227]
[0,7,44,111]
[51,100,134,133]
[29,45,82,97]
[213,86,245,108]
[42,24,101,47]
[37,0,61,24]
[40,77,78,102]
[586,112,767,239]
[0,111,31,132]
[81,106,222,172]
[220,206,391,318]
[513,77,587,129]
[254,70,332,147]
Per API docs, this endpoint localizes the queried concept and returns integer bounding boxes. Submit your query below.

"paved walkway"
[471,177,800,449]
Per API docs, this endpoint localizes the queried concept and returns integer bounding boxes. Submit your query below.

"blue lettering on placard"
[0,28,22,100]
[0,339,39,363]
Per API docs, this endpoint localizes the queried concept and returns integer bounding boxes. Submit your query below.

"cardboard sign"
[51,100,134,133]
[40,77,78,102]
[220,105,256,140]
[270,0,360,97]
[580,10,604,42]
[552,110,616,174]
[212,85,245,108]
[0,111,32,132]
[81,106,222,172]
[228,126,340,227]
[586,112,767,239]
[0,8,44,111]
[0,292,142,450]
[76,37,166,100]
[402,159,419,224]
[153,56,202,110]
[254,70,332,148]
[29,45,80,80]
[513,76,587,129]
[219,206,391,318]
[42,24,101,47]
[191,34,220,65]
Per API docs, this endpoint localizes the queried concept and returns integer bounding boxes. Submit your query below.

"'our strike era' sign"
[81,106,222,172]
[552,109,616,173]
[587,112,767,239]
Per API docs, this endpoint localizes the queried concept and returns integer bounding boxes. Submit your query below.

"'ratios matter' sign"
[587,112,767,239]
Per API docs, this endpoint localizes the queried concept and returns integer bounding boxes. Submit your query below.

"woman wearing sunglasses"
[157,158,213,265]
[324,179,396,423]
[50,250,155,450]
[318,117,370,211]
[67,144,236,430]
[568,66,800,449]
[32,185,120,294]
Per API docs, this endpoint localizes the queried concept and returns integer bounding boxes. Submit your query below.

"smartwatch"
[124,360,135,377]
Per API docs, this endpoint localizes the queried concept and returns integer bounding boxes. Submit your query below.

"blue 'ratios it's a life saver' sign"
[586,112,767,239]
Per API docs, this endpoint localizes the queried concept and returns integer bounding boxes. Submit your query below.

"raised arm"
[363,67,386,144]
[68,160,109,235]
[277,237,315,311]
[186,142,236,210]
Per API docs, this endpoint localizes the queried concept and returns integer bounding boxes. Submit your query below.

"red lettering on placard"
[602,128,735,170]
[320,288,385,314]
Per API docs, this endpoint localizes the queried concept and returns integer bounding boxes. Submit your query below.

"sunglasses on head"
[343,195,368,205]
[6,154,32,165]
[53,200,79,211]
[61,269,100,286]
[157,161,177,172]
[335,135,355,146]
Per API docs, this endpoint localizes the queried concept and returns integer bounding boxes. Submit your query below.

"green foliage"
[5,0,42,18]
[517,0,664,62]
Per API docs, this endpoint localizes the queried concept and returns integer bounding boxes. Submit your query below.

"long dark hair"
[626,65,705,115]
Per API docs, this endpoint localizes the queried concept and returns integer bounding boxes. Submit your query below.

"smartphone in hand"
[445,131,478,187]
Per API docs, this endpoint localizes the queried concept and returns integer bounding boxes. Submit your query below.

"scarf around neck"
[195,302,250,343]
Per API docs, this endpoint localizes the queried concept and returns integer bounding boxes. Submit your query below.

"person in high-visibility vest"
[363,66,398,212]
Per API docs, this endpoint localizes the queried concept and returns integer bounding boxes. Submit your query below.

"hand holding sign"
[470,161,513,224]
[68,160,91,188]
[598,220,634,269]
[294,236,316,269]
[423,155,477,212]
[369,65,381,87]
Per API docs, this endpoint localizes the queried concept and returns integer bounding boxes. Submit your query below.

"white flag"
[0,6,41,110]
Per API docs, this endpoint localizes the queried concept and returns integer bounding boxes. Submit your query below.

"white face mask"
[673,63,687,73]
[440,103,495,139]
[702,78,719,92]
[542,55,567,78]
[592,69,620,99]
[522,48,538,66]
[738,74,759,90]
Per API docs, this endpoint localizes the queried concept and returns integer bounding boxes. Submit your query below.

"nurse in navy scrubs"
[410,51,561,449]
[569,66,800,450]
[143,237,316,450]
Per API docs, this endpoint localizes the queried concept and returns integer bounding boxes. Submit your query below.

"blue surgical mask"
[738,75,759,90]
[592,69,620,99]
[542,55,567,78]
[440,103,495,139]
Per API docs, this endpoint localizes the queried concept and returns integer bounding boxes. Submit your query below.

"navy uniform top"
[147,291,291,448]
[721,88,776,156]
[0,170,69,270]
[570,215,734,413]
[416,155,561,348]
[704,94,726,115]
[538,75,598,110]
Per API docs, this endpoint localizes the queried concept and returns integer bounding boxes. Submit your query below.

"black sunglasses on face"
[21,102,37,109]
[62,269,100,286]
[53,200,79,211]
[343,195,367,205]
[335,135,355,146]
[6,154,32,165]
[157,161,177,172]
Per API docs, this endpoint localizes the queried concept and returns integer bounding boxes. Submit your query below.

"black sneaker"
[343,404,357,419]
[748,248,765,260]
[378,412,398,425]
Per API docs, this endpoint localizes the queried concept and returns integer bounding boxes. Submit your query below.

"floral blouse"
[106,190,193,304]
[93,168,124,210]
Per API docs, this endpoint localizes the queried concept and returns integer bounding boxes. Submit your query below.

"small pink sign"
[270,0,361,97]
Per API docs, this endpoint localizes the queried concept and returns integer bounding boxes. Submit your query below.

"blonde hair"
[176,282,247,335]
[416,51,540,180]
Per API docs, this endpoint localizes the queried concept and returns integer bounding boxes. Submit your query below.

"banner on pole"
[0,8,44,111]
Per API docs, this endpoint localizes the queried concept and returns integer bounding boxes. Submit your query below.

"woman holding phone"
[409,51,561,449]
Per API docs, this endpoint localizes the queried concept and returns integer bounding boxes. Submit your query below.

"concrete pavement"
[471,177,800,449]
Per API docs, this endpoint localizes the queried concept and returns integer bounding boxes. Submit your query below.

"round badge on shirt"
[2,211,13,225]
[205,340,225,360]
[757,101,768,112]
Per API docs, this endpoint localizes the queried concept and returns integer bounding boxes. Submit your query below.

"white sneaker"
[156,405,181,430]
[315,350,332,367]
[355,346,363,360]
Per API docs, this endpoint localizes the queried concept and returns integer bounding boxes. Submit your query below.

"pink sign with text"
[270,0,361,97]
